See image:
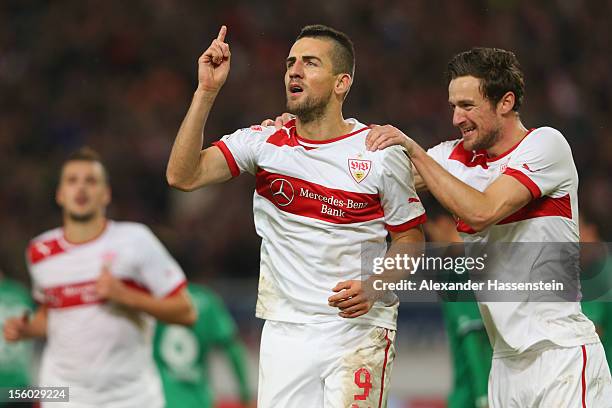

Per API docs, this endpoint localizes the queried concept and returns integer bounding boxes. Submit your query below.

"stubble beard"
[67,211,97,223]
[469,125,502,151]
[287,91,333,124]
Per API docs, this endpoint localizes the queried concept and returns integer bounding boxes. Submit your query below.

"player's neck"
[63,216,107,244]
[295,109,354,141]
[486,119,529,158]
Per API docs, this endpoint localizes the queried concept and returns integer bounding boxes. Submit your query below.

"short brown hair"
[62,146,109,183]
[296,24,355,78]
[446,47,525,111]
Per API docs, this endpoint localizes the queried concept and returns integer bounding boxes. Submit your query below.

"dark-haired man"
[167,25,425,407]
[3,148,196,408]
[367,47,612,407]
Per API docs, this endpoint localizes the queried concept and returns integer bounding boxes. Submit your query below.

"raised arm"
[167,25,234,191]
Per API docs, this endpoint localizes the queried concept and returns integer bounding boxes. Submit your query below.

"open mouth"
[289,84,303,94]
[462,126,476,138]
[75,196,89,206]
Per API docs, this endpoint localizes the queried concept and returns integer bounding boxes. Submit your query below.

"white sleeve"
[426,140,461,171]
[379,146,427,232]
[134,226,186,298]
[503,127,575,199]
[25,245,45,304]
[212,126,268,176]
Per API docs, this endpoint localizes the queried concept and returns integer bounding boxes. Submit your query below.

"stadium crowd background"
[1,0,611,403]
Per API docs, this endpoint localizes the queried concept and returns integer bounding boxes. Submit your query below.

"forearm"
[24,306,48,339]
[370,229,425,290]
[167,89,218,190]
[410,147,491,228]
[121,289,197,325]
[225,340,252,403]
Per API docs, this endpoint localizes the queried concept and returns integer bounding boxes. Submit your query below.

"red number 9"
[353,367,372,401]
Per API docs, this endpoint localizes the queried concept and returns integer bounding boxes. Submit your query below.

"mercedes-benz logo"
[270,178,295,207]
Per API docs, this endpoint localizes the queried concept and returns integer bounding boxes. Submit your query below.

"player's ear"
[55,187,64,207]
[335,73,352,99]
[103,187,112,207]
[498,91,516,114]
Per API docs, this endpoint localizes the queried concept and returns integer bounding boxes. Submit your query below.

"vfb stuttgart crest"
[348,159,371,183]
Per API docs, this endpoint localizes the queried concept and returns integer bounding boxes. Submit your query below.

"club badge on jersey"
[348,157,371,183]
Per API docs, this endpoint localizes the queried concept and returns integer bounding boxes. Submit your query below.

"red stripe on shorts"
[378,329,392,408]
[582,344,587,408]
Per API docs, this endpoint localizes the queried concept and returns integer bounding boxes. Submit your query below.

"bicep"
[482,174,533,224]
[389,225,425,243]
[193,146,233,188]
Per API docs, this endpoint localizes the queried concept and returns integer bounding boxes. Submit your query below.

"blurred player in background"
[167,24,425,407]
[0,269,34,408]
[366,47,612,406]
[425,211,491,408]
[154,283,252,408]
[3,147,196,408]
[580,213,612,370]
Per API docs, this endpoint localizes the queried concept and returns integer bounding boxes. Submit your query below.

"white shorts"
[489,342,612,407]
[258,320,395,408]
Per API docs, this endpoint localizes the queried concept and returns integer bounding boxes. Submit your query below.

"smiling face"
[448,75,503,151]
[285,37,340,123]
[56,160,111,223]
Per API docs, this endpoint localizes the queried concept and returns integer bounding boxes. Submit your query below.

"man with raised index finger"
[167,24,425,407]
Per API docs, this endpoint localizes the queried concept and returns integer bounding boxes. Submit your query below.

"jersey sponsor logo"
[348,159,372,183]
[408,197,420,203]
[270,178,295,206]
[41,278,151,308]
[250,125,263,132]
[256,170,384,224]
[43,281,102,308]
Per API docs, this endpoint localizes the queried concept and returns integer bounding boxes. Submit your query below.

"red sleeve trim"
[164,280,187,298]
[212,141,240,177]
[503,168,541,199]
[385,213,427,233]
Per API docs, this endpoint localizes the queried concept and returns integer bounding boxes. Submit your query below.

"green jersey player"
[442,301,492,408]
[154,284,252,407]
[579,214,612,370]
[426,213,492,408]
[0,272,34,405]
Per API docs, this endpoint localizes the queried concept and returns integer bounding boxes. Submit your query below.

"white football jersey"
[27,221,186,407]
[215,119,425,330]
[428,127,598,357]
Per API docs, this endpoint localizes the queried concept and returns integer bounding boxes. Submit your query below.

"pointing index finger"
[217,25,227,42]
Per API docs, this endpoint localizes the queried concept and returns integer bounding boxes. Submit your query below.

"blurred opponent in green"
[426,212,491,408]
[0,272,34,403]
[443,301,492,408]
[153,283,251,408]
[579,214,612,370]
